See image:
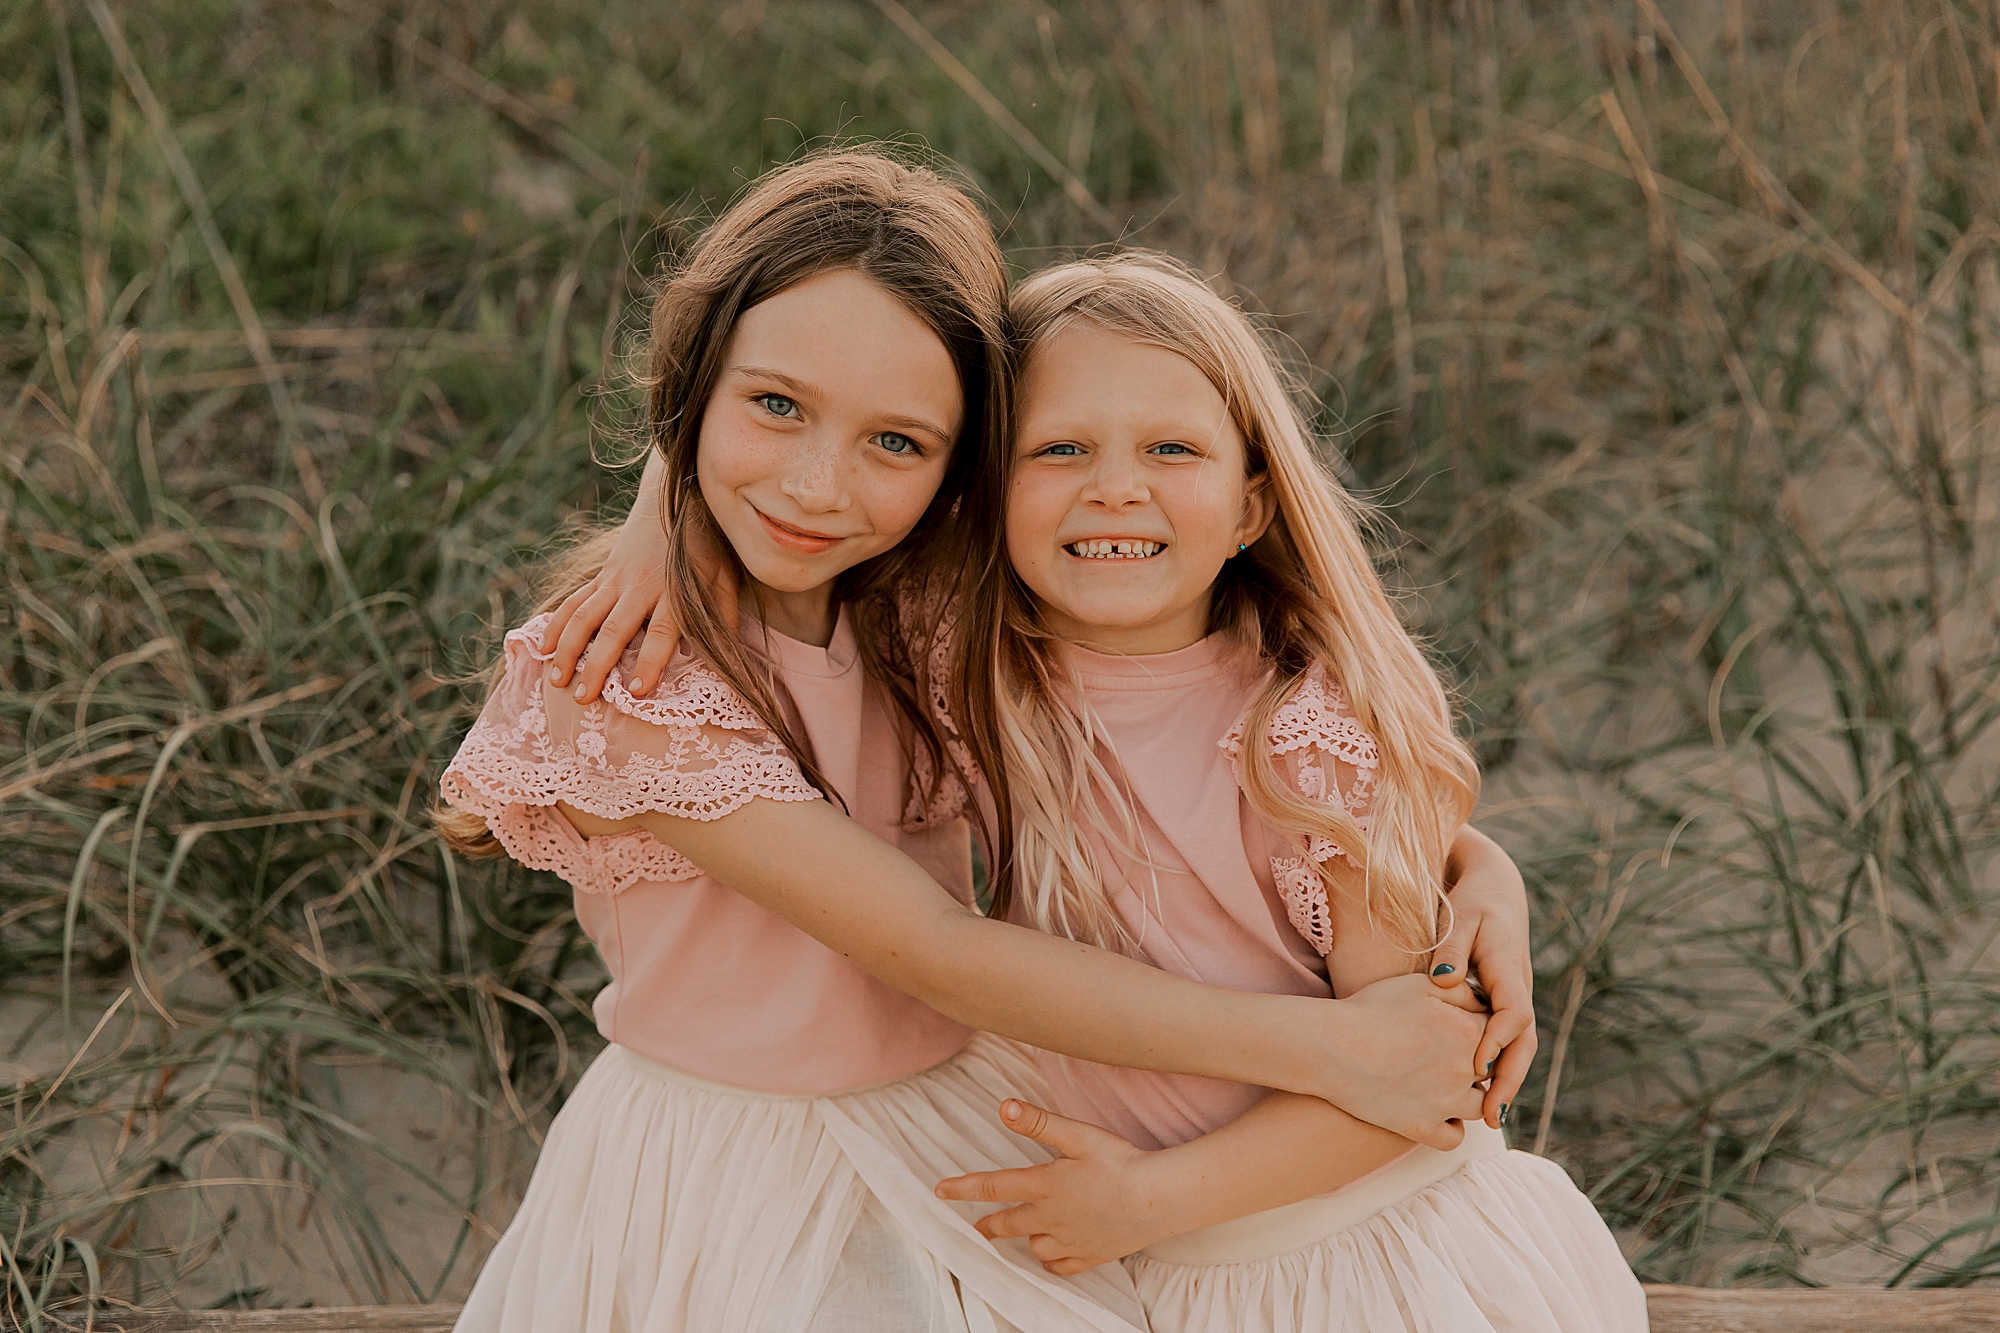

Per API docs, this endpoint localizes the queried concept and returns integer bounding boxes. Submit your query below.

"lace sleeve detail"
[1221,669,1380,955]
[893,584,977,830]
[439,613,821,894]
[462,802,701,897]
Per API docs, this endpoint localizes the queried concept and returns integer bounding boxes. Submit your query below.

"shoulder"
[597,650,774,736]
[440,612,830,896]
[507,612,772,736]
[1220,667,1379,772]
[446,613,821,832]
[1219,665,1380,957]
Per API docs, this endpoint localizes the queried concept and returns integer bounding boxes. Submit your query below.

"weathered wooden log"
[1640,1283,2000,1331]
[109,1284,2000,1331]
[116,1310,458,1332]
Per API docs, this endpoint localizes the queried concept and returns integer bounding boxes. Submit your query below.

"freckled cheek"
[696,414,787,497]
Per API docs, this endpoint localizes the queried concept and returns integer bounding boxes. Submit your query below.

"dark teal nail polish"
[1486,1060,1495,1075]
[1431,963,1456,977]
[1499,1103,1510,1127]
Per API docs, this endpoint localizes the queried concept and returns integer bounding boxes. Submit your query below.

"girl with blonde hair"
[929,251,1648,1331]
[440,154,1517,1332]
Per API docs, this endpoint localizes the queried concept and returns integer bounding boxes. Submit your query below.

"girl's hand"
[544,456,737,702]
[935,1100,1165,1275]
[1430,825,1537,1129]
[1326,971,1489,1148]
[543,532,685,703]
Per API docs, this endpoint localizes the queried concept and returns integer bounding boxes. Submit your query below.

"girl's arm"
[936,825,1523,1272]
[555,784,1490,1149]
[1432,825,1536,1123]
[935,1090,1410,1274]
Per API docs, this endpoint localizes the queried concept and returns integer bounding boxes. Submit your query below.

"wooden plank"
[105,1285,2000,1331]
[117,1308,462,1332]
[1642,1284,2000,1331]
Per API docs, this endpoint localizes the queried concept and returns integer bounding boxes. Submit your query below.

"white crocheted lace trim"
[440,774,700,895]
[1223,670,1383,769]
[1271,857,1337,955]
[439,613,820,894]
[1220,670,1381,956]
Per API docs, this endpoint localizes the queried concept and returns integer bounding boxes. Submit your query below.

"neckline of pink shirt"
[1057,632,1238,690]
[739,603,860,680]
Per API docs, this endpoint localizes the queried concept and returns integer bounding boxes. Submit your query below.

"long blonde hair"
[441,149,1008,859]
[953,252,1478,955]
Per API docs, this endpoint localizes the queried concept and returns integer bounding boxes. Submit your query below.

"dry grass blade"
[871,0,1122,237]
[79,0,295,442]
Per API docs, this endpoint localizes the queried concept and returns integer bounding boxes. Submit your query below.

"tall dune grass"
[3,0,1996,1321]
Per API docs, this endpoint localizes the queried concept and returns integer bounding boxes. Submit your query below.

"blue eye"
[878,432,920,456]
[1043,442,1083,456]
[1151,441,1194,455]
[757,393,798,417]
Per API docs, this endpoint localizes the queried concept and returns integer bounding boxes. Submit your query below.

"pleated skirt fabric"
[452,1034,1149,1333]
[1128,1124,1649,1333]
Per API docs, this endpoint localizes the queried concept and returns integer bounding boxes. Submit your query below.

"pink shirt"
[441,608,977,1094]
[1009,635,1380,1151]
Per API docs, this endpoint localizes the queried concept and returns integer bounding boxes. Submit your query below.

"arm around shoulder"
[585,789,1489,1146]
[487,660,1491,1146]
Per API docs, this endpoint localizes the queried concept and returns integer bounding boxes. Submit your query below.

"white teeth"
[1065,539,1164,559]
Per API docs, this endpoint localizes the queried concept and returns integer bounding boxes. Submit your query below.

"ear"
[1235,470,1279,552]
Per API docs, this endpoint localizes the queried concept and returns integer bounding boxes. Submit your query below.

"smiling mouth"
[1064,539,1165,560]
[754,507,844,553]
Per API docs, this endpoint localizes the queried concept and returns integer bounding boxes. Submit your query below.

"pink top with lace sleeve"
[440,608,977,1094]
[1004,636,1380,1152]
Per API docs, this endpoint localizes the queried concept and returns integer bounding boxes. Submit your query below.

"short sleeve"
[1221,670,1380,955]
[439,613,821,895]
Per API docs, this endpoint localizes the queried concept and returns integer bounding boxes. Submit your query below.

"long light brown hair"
[954,252,1479,955]
[441,149,1008,858]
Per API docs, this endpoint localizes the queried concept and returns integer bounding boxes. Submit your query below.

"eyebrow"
[729,365,814,396]
[879,411,956,441]
[729,364,955,442]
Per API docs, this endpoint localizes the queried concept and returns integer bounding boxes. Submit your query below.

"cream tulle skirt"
[1128,1123,1649,1333]
[453,1034,1148,1333]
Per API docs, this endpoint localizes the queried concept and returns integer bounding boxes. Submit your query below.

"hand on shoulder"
[543,455,739,703]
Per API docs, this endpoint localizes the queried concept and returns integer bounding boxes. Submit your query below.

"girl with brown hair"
[440,154,1508,1331]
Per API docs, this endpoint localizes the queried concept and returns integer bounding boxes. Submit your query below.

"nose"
[1081,448,1149,510]
[778,431,851,513]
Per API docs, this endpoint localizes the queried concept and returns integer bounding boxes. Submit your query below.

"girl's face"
[698,268,962,646]
[1007,319,1274,656]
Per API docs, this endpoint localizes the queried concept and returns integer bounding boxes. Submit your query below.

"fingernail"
[1003,1100,1021,1121]
[574,683,589,701]
[1499,1103,1510,1127]
[548,666,562,683]
[1431,963,1456,977]
[1486,1060,1495,1075]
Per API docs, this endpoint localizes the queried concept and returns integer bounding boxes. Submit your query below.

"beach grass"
[3,0,1996,1320]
